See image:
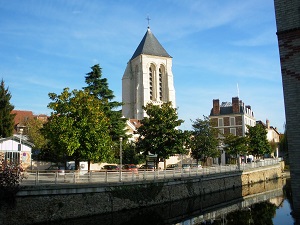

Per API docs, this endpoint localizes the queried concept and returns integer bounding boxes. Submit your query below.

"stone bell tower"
[122,26,176,120]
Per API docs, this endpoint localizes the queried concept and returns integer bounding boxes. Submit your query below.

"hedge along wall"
[0,164,282,225]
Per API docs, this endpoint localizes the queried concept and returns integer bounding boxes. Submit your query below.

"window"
[159,68,163,101]
[218,129,224,138]
[230,117,235,126]
[5,152,20,164]
[218,118,224,127]
[230,128,236,135]
[149,67,153,100]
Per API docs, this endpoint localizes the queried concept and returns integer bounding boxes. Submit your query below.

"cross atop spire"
[146,15,151,28]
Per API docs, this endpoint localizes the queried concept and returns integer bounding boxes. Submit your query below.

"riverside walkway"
[20,158,282,186]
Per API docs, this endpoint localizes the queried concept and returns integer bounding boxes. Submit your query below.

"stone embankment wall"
[0,165,283,225]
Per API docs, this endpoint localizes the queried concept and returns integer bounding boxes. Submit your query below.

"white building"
[0,136,34,169]
[122,26,176,120]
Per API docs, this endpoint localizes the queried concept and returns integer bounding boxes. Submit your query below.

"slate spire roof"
[131,27,171,60]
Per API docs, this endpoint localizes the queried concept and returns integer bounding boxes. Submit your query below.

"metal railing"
[20,158,282,186]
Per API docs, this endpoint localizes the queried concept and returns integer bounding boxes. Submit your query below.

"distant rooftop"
[221,102,232,107]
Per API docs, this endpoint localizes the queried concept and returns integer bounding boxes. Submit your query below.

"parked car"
[191,164,202,170]
[139,164,155,171]
[123,164,138,173]
[182,164,191,171]
[102,165,119,171]
[45,165,65,175]
[166,164,179,170]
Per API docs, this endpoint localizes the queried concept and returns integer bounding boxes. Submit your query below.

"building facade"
[122,27,176,120]
[274,0,300,219]
[209,97,256,165]
[0,136,33,169]
[256,119,280,157]
[209,97,256,137]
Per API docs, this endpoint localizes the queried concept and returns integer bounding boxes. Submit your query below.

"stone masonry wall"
[0,165,282,225]
[274,0,300,217]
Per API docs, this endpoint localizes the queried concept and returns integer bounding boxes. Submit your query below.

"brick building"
[209,97,256,137]
[209,97,256,165]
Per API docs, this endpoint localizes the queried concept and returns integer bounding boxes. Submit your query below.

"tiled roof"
[131,28,171,60]
[11,110,34,126]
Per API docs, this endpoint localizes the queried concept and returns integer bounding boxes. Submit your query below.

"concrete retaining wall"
[0,165,282,225]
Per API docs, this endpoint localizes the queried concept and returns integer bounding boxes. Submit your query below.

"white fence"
[19,158,282,186]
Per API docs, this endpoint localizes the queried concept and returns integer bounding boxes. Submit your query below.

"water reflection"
[40,178,294,225]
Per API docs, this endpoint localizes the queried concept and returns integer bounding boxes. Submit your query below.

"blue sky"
[0,0,285,132]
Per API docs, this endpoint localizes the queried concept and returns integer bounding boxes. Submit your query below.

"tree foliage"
[83,64,127,142]
[122,141,145,165]
[135,102,188,168]
[223,133,249,157]
[0,80,15,138]
[279,124,288,153]
[24,117,47,150]
[42,88,113,166]
[0,162,23,208]
[190,116,220,164]
[246,124,271,158]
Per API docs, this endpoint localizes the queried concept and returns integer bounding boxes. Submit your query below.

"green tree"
[190,116,220,165]
[223,133,249,166]
[135,102,188,169]
[246,124,271,158]
[24,117,47,150]
[23,117,48,160]
[83,64,126,141]
[83,64,127,162]
[42,88,113,168]
[0,80,15,138]
[122,141,145,165]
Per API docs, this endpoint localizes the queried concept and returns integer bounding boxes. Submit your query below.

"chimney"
[213,99,220,115]
[232,97,240,113]
[266,119,270,129]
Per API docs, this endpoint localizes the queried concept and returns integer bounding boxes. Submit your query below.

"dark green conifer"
[0,79,15,138]
[83,64,127,142]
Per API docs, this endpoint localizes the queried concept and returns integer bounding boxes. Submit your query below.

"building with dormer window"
[209,97,256,138]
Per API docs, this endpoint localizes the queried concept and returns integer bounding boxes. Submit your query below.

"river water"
[39,178,296,225]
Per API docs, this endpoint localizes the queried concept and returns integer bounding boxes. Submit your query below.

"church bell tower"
[122,27,176,120]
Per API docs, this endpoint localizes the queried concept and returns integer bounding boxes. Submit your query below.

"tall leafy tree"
[83,64,126,141]
[25,117,47,150]
[83,64,127,163]
[223,133,249,166]
[135,102,188,169]
[246,124,271,158]
[0,80,15,138]
[42,88,113,168]
[223,134,249,156]
[122,141,145,165]
[190,116,220,165]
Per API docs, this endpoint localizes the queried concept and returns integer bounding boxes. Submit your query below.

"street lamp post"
[119,137,123,182]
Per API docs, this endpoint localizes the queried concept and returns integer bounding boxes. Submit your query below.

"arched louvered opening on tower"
[159,65,166,101]
[149,64,156,101]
